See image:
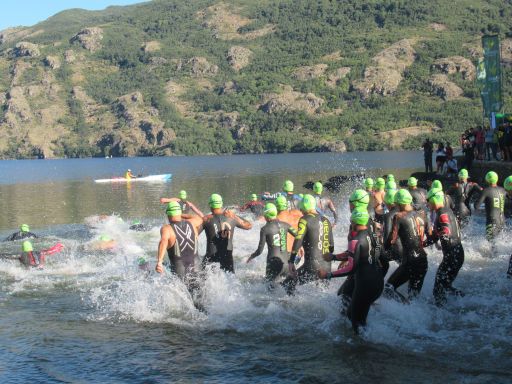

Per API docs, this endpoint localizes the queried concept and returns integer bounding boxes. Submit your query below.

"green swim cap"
[387,174,395,182]
[431,180,443,190]
[276,195,288,212]
[300,194,316,212]
[384,189,397,206]
[166,201,182,217]
[485,171,498,185]
[209,193,223,209]
[264,203,278,219]
[364,178,374,188]
[395,189,413,205]
[99,235,112,242]
[22,240,33,252]
[283,180,294,193]
[251,193,258,201]
[351,207,369,226]
[504,175,512,191]
[20,224,30,233]
[349,189,370,207]
[179,190,187,200]
[458,169,468,179]
[427,188,444,205]
[132,220,141,225]
[137,256,147,266]
[408,177,418,187]
[313,182,323,194]
[385,181,397,191]
[375,178,385,190]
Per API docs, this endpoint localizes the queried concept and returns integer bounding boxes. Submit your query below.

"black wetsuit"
[314,195,338,225]
[382,206,403,268]
[425,206,464,305]
[284,213,333,294]
[385,209,428,298]
[476,186,506,241]
[331,229,384,333]
[179,200,192,215]
[409,188,428,213]
[240,201,264,217]
[167,220,200,279]
[250,220,295,281]
[284,193,302,210]
[447,182,482,226]
[4,231,38,241]
[19,251,44,267]
[203,214,242,273]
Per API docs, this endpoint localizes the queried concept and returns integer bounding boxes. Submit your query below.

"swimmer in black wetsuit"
[283,194,333,294]
[424,189,465,306]
[475,171,506,244]
[240,194,265,218]
[247,203,297,282]
[446,169,483,227]
[385,189,429,299]
[160,191,204,217]
[156,202,204,293]
[14,240,63,268]
[407,177,428,214]
[202,194,252,273]
[312,182,338,227]
[4,224,38,241]
[381,189,402,276]
[319,208,384,334]
[129,220,151,232]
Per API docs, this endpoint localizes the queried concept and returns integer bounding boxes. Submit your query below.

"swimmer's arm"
[187,202,204,218]
[475,191,486,211]
[159,197,179,204]
[387,216,399,248]
[287,227,297,237]
[289,218,306,262]
[156,226,173,273]
[232,213,252,230]
[186,215,204,234]
[248,228,266,262]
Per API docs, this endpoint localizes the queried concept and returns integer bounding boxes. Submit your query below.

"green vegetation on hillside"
[0,0,511,158]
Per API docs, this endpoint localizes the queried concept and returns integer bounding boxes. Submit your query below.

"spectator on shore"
[446,142,453,158]
[422,138,433,173]
[435,142,446,173]
[441,155,458,177]
[484,127,495,161]
[505,121,512,162]
[461,135,474,171]
[475,126,485,160]
[498,125,506,161]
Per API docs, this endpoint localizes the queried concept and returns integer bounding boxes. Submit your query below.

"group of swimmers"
[4,168,511,334]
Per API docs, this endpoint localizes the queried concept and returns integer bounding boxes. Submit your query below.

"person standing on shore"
[422,139,433,173]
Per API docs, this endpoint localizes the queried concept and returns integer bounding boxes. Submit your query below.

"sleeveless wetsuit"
[425,206,464,305]
[385,209,428,298]
[202,214,241,273]
[283,213,333,294]
[168,220,200,278]
[447,182,482,226]
[178,200,192,215]
[251,220,295,281]
[4,231,38,242]
[476,186,506,241]
[329,229,384,333]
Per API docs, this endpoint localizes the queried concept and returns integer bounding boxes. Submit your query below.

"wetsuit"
[447,182,482,226]
[202,214,242,273]
[373,191,386,224]
[19,251,45,268]
[129,223,151,232]
[4,231,38,241]
[409,188,428,213]
[284,213,333,294]
[382,206,403,268]
[329,229,384,333]
[178,200,192,215]
[314,195,338,225]
[240,201,265,217]
[385,209,428,298]
[249,220,296,281]
[167,220,200,278]
[475,186,506,241]
[284,193,302,210]
[425,206,464,305]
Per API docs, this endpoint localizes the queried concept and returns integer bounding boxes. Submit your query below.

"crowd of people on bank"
[4,168,512,334]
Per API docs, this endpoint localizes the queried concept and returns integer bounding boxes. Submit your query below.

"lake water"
[0,151,510,383]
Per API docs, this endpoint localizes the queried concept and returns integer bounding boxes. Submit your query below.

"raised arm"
[247,228,266,263]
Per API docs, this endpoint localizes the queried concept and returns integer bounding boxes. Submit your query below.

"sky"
[0,0,150,31]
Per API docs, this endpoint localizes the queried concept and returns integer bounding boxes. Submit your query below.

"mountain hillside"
[1,0,511,158]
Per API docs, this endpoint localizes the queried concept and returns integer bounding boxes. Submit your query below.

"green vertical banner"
[481,35,502,117]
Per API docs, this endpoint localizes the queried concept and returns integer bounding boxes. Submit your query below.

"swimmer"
[424,189,465,306]
[240,193,265,218]
[247,203,296,282]
[160,190,204,217]
[475,171,506,244]
[407,177,428,214]
[312,182,338,227]
[4,224,38,242]
[319,208,384,334]
[202,194,252,273]
[446,169,483,227]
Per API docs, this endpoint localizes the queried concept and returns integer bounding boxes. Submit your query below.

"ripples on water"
[0,154,511,383]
